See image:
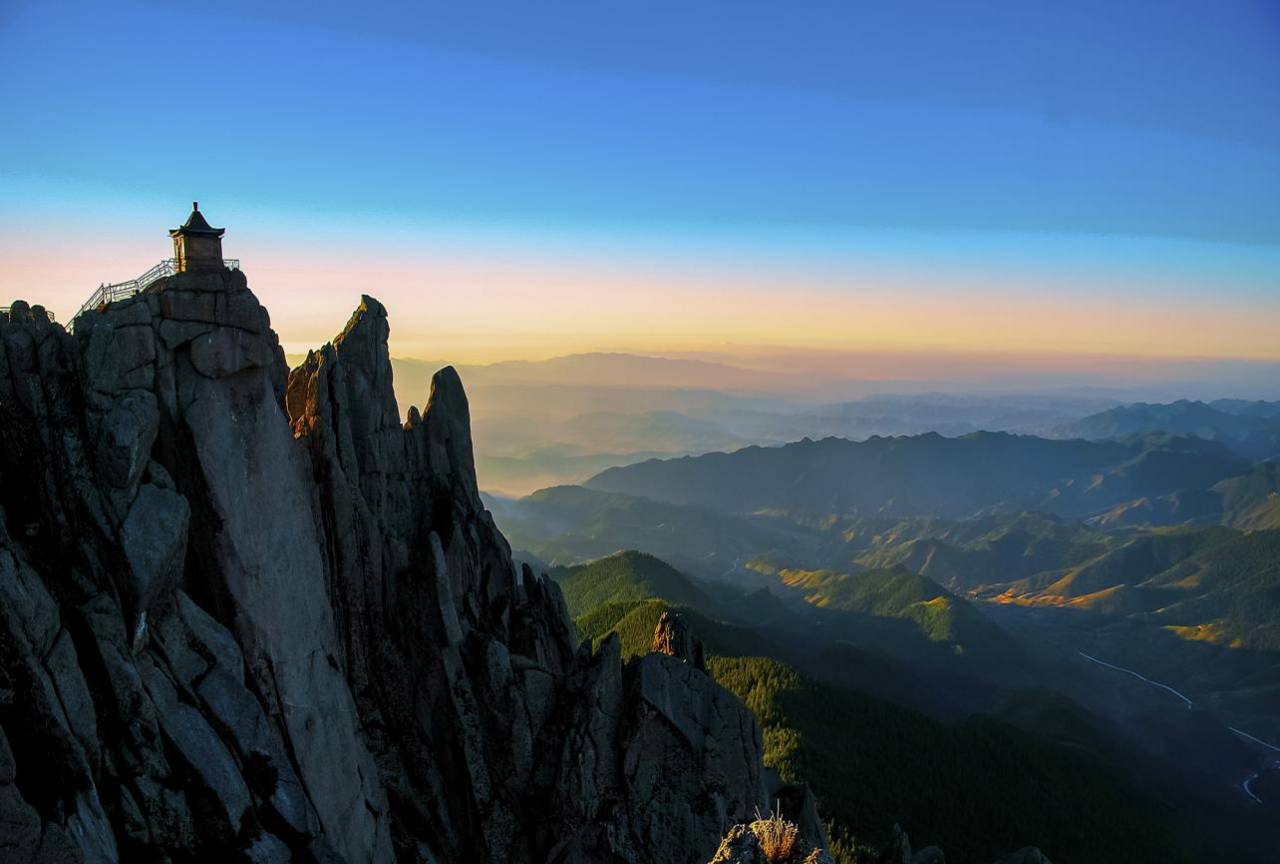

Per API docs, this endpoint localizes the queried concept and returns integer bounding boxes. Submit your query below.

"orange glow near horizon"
[2,211,1278,372]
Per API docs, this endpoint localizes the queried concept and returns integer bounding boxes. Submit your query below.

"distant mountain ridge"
[1053,399,1280,460]
[982,528,1280,651]
[371,351,1280,497]
[490,459,1279,861]
[585,431,1251,521]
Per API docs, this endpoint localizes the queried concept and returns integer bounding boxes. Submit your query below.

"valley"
[487,409,1280,861]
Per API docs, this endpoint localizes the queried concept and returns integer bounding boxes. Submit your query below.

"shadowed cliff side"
[2,276,391,864]
[286,294,771,862]
[0,275,772,864]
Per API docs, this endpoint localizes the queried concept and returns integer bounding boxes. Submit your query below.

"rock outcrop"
[0,272,769,863]
[762,773,829,857]
[652,610,706,670]
[704,820,834,864]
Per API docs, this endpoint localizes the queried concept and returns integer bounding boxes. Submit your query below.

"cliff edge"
[0,271,769,863]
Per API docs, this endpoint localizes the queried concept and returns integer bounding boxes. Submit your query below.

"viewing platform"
[72,257,240,329]
[70,202,237,332]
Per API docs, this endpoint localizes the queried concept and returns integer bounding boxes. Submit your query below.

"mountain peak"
[0,268,775,863]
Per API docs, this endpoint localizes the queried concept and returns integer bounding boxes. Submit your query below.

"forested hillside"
[560,558,1250,864]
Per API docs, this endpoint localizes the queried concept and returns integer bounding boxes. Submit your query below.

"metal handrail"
[73,258,240,326]
[0,306,56,323]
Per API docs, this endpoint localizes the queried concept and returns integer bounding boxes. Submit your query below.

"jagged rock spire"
[653,609,707,671]
[1,266,777,863]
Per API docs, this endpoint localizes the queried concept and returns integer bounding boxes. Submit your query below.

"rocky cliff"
[0,270,771,863]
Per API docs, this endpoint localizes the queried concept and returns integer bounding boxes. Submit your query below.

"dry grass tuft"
[750,811,800,863]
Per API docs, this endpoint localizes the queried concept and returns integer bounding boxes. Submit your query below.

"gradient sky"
[1,1,1278,370]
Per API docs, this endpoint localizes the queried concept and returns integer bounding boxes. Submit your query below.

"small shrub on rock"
[707,813,835,864]
[751,812,799,862]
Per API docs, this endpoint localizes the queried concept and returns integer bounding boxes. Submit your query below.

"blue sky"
[1,0,1278,363]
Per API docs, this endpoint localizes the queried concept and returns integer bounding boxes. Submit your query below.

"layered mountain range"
[376,349,1280,497]
[5,265,1270,862]
[546,551,1219,864]
[0,274,788,863]
[1052,399,1280,460]
[584,431,1261,522]
[490,415,1280,861]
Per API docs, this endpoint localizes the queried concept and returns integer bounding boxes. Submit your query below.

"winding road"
[1077,651,1193,709]
[1077,651,1279,805]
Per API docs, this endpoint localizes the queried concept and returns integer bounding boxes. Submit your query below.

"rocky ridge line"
[0,273,776,863]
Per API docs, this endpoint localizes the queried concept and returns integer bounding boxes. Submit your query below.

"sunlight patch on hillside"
[1164,621,1242,648]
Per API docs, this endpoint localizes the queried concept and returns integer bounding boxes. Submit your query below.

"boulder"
[188,326,274,378]
[5,299,31,323]
[158,319,213,350]
[157,289,219,324]
[175,590,244,677]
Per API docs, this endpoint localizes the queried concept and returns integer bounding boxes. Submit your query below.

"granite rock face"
[286,295,770,862]
[651,610,706,671]
[0,274,769,863]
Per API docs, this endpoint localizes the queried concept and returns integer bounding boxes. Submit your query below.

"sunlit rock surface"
[0,271,772,863]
